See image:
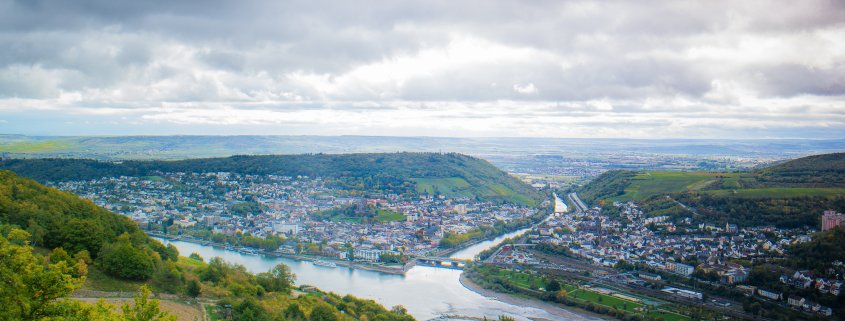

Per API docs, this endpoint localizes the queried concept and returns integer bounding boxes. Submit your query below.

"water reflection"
[155,232,580,321]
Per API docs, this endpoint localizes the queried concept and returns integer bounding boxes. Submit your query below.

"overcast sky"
[1,0,843,138]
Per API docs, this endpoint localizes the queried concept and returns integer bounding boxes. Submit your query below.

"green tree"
[284,303,305,320]
[151,260,183,294]
[309,304,338,321]
[121,285,177,321]
[200,257,227,283]
[256,263,296,293]
[49,247,73,264]
[26,219,46,246]
[546,280,561,292]
[189,252,204,262]
[97,234,155,281]
[58,218,107,256]
[163,244,179,262]
[186,278,201,298]
[0,230,85,320]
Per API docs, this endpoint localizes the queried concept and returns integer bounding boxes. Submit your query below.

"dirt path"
[73,297,203,321]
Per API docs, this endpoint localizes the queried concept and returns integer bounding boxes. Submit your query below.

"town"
[52,171,540,266]
[478,193,844,319]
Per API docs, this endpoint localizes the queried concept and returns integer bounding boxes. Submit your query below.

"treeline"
[0,170,176,282]
[184,229,287,250]
[753,152,845,188]
[675,192,845,228]
[0,227,416,321]
[576,170,635,204]
[0,152,543,205]
[0,227,178,320]
[788,228,845,275]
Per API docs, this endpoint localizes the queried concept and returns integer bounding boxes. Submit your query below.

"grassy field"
[327,208,405,223]
[568,288,688,321]
[376,209,405,222]
[704,187,845,198]
[82,265,145,292]
[0,140,76,153]
[569,288,642,312]
[479,267,689,321]
[75,297,203,321]
[611,172,738,201]
[496,269,547,289]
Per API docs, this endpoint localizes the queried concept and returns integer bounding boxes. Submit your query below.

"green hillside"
[0,152,543,206]
[577,153,845,227]
[0,170,416,320]
[577,170,735,203]
[753,152,845,187]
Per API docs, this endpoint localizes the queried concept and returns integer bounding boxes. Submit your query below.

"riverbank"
[150,233,410,275]
[458,274,609,321]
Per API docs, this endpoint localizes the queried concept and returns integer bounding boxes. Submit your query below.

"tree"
[391,305,409,315]
[151,260,183,294]
[233,298,269,321]
[256,263,295,293]
[0,230,85,320]
[546,280,561,292]
[186,278,201,298]
[309,304,338,321]
[26,219,46,246]
[284,303,305,320]
[200,257,227,283]
[189,252,204,262]
[8,228,31,245]
[58,218,107,256]
[97,234,155,281]
[163,244,179,262]
[49,247,73,264]
[121,285,177,321]
[555,290,569,303]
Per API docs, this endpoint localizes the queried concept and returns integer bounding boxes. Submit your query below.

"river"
[155,213,582,320]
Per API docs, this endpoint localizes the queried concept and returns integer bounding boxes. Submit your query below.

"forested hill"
[753,152,845,187]
[0,170,155,255]
[0,152,543,205]
[575,152,845,228]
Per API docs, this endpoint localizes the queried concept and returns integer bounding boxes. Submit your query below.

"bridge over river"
[414,256,472,270]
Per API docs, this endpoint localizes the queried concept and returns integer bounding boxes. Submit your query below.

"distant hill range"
[2,135,844,161]
[0,152,543,206]
[576,153,845,228]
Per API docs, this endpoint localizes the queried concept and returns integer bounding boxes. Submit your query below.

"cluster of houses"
[787,295,834,317]
[53,171,538,261]
[780,270,843,296]
[486,244,540,265]
[531,199,843,317]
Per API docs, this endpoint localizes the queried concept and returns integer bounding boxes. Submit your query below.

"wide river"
[156,197,580,320]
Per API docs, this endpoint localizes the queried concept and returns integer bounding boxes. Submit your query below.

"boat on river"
[313,260,338,268]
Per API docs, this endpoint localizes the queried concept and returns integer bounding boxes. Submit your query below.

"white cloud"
[0,0,843,138]
[513,83,538,95]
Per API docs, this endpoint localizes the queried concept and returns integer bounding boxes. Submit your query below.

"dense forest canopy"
[0,152,543,205]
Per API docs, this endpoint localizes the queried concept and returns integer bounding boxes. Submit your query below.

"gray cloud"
[0,0,843,138]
